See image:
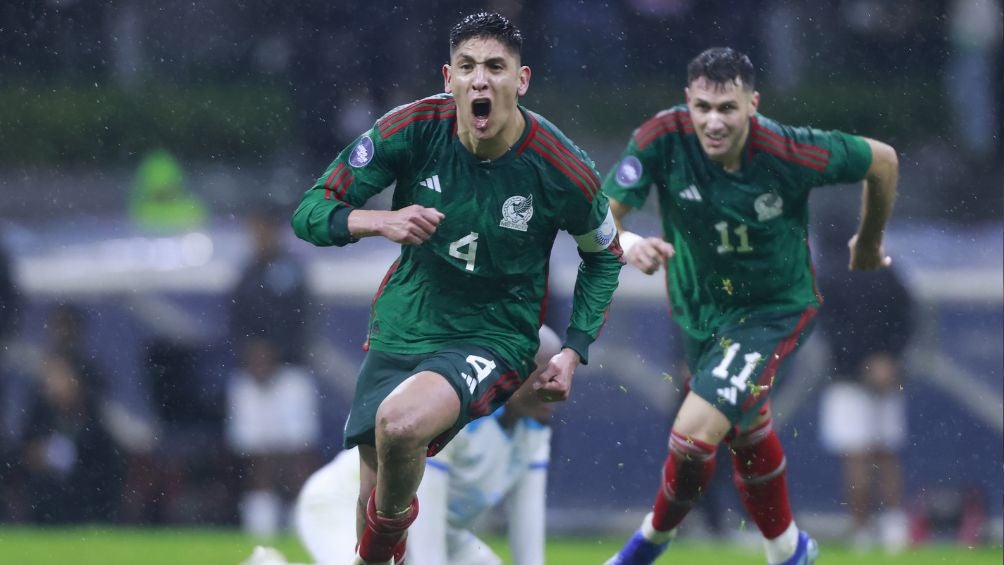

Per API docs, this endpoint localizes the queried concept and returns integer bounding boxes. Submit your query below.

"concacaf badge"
[499,194,534,232]
[348,136,375,168]
[754,192,783,221]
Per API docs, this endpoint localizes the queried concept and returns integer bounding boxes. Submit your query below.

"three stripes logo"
[419,175,442,193]
[678,184,702,202]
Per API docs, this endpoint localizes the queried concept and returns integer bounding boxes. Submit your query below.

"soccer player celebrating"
[601,47,898,565]
[291,12,623,565]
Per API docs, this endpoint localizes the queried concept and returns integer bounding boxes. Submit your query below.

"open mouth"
[472,99,491,130]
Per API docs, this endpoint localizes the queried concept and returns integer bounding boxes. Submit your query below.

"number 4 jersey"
[602,106,873,341]
[293,94,623,373]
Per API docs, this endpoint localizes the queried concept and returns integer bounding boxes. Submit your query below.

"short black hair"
[687,47,755,90]
[449,12,523,58]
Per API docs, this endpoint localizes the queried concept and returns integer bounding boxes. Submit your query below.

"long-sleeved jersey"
[602,106,873,340]
[293,94,623,370]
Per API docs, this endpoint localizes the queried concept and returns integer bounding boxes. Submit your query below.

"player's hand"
[626,237,675,275]
[532,348,579,402]
[848,233,891,271]
[379,205,445,245]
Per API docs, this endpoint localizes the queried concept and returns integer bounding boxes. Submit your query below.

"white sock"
[641,512,678,544]
[764,521,799,564]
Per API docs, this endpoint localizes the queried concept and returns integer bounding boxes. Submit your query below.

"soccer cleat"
[773,531,819,565]
[603,531,671,565]
[239,546,290,565]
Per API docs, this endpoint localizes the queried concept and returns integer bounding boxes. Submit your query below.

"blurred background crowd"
[0,0,1000,548]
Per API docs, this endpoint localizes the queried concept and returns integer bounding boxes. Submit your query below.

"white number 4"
[449,232,479,272]
[463,354,496,393]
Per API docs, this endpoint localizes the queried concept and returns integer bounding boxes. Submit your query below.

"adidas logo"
[679,185,702,202]
[419,174,442,193]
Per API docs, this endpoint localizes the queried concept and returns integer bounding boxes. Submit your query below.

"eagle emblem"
[499,195,534,232]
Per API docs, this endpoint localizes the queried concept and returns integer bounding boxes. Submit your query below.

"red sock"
[730,420,793,539]
[358,491,419,563]
[392,533,408,565]
[651,430,717,532]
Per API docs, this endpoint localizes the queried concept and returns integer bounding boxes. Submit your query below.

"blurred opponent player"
[601,47,899,565]
[291,11,621,564]
[241,326,560,565]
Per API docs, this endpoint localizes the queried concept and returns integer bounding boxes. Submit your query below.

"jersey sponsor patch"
[574,208,617,252]
[615,155,643,187]
[754,192,783,221]
[348,136,375,168]
[499,195,534,232]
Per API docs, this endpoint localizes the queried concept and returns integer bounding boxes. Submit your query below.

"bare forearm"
[857,139,898,244]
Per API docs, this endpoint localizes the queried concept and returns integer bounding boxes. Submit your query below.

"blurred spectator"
[129,149,208,233]
[945,0,1002,163]
[231,202,309,364]
[21,304,124,523]
[816,226,915,554]
[119,339,228,525]
[225,336,320,537]
[0,243,24,521]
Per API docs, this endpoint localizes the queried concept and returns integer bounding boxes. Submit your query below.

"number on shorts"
[711,341,764,404]
[463,354,496,393]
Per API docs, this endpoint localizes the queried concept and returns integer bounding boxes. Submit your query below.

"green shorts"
[684,307,817,429]
[343,344,522,455]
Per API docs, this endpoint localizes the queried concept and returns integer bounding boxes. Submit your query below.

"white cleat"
[239,546,290,565]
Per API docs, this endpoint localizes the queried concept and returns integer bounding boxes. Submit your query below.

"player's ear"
[684,87,691,104]
[442,64,453,93]
[750,90,760,112]
[517,65,531,97]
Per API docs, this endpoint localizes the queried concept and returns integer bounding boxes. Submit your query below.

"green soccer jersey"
[293,94,623,374]
[602,106,872,340]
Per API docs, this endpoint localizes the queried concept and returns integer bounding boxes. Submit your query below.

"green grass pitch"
[0,527,1000,564]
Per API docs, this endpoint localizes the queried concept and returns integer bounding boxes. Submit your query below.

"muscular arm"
[609,197,674,275]
[849,138,898,270]
[346,206,445,245]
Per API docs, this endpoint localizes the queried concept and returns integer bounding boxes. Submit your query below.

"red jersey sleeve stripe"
[752,140,827,171]
[377,98,455,130]
[322,163,345,199]
[381,108,457,139]
[752,122,830,159]
[529,139,596,201]
[332,169,354,200]
[635,111,692,141]
[515,113,541,157]
[752,129,830,165]
[636,122,694,150]
[534,127,600,196]
[379,101,457,134]
[752,137,828,171]
[532,129,600,197]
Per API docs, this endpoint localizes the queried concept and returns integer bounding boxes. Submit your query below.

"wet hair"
[687,47,755,90]
[449,12,523,58]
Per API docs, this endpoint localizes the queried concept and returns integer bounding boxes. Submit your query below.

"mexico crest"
[499,195,534,232]
[754,192,783,221]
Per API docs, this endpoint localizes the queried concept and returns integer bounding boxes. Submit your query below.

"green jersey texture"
[293,94,623,374]
[602,106,872,340]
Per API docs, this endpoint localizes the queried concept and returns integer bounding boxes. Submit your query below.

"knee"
[374,400,426,450]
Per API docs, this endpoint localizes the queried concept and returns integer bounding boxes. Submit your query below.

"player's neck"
[459,110,525,161]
